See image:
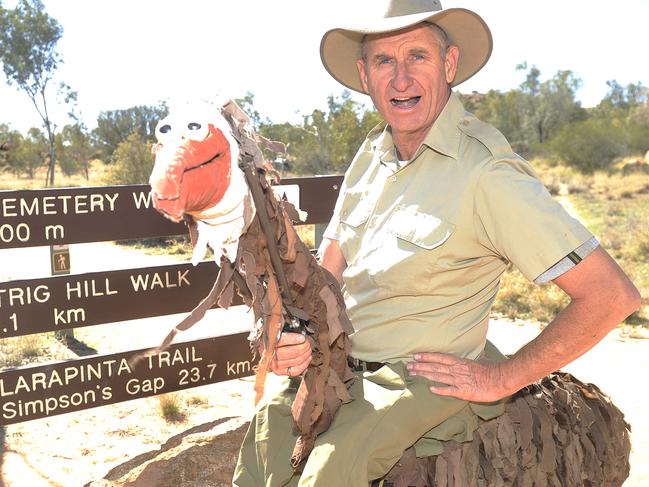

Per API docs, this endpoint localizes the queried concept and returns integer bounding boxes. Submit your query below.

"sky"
[1,0,648,134]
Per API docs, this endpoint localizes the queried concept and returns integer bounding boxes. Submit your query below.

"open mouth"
[391,96,421,108]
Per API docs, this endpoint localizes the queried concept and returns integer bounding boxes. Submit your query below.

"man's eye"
[377,57,393,65]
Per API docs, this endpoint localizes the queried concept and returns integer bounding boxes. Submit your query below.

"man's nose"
[391,61,413,91]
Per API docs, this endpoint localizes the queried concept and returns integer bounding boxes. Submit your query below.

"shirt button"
[390,175,397,182]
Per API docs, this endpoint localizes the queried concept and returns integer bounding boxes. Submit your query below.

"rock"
[84,417,248,487]
[86,372,631,487]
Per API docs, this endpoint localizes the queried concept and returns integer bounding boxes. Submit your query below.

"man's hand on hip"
[407,353,508,403]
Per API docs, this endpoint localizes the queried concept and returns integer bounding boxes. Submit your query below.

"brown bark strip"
[253,267,283,405]
[384,372,631,486]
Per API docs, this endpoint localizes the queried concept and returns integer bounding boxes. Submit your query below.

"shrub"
[548,118,627,172]
[104,132,154,185]
[158,393,186,422]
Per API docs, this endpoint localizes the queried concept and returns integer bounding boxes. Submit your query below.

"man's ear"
[444,45,460,84]
[356,59,369,93]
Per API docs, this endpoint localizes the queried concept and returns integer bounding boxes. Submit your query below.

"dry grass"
[0,159,109,190]
[0,334,57,368]
[493,267,569,326]
[295,223,316,249]
[533,161,591,195]
[590,171,649,199]
[158,393,186,422]
[186,395,208,406]
[119,236,193,257]
[534,156,649,199]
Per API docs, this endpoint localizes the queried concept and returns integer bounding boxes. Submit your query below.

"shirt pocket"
[338,193,373,262]
[368,207,455,294]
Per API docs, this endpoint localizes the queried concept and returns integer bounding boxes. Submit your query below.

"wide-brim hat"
[320,0,492,93]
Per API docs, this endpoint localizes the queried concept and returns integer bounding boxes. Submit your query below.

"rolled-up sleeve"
[474,159,594,282]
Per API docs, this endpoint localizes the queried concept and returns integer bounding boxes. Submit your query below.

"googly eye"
[155,117,176,143]
[182,120,209,141]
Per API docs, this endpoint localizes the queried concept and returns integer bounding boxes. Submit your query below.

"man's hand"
[268,332,312,377]
[407,353,508,403]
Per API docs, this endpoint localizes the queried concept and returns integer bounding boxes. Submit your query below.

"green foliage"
[548,118,627,172]
[547,80,649,172]
[10,127,47,178]
[0,0,62,97]
[464,89,528,153]
[596,80,648,114]
[460,64,585,158]
[0,0,64,186]
[56,123,94,179]
[93,104,168,160]
[0,123,23,172]
[628,104,649,154]
[104,132,154,185]
[259,91,381,175]
[517,65,586,147]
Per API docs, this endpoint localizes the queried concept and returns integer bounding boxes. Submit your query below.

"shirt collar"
[368,122,399,165]
[419,91,464,161]
[368,91,465,164]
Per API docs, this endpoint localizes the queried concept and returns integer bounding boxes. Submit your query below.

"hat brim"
[320,8,492,93]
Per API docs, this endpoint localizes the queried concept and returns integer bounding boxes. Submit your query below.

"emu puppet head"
[149,101,255,264]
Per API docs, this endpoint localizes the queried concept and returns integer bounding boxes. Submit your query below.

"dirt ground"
[1,243,648,486]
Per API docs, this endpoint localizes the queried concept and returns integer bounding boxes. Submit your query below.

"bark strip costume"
[147,99,354,470]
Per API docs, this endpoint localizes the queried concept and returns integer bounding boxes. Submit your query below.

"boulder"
[84,417,248,487]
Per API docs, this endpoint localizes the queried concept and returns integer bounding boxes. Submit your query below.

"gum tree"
[0,0,64,186]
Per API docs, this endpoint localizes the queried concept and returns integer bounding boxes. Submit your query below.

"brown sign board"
[282,175,343,225]
[0,176,343,250]
[0,333,257,425]
[0,185,185,250]
[0,261,246,339]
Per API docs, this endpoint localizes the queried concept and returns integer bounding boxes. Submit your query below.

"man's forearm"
[501,248,640,395]
[318,237,347,286]
[501,293,636,393]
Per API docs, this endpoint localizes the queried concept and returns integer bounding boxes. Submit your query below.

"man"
[233,1,640,485]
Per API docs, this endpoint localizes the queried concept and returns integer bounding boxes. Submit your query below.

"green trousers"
[232,360,495,487]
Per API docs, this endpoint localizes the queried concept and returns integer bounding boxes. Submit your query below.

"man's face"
[356,24,459,150]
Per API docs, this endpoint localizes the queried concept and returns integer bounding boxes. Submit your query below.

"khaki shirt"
[324,92,593,363]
